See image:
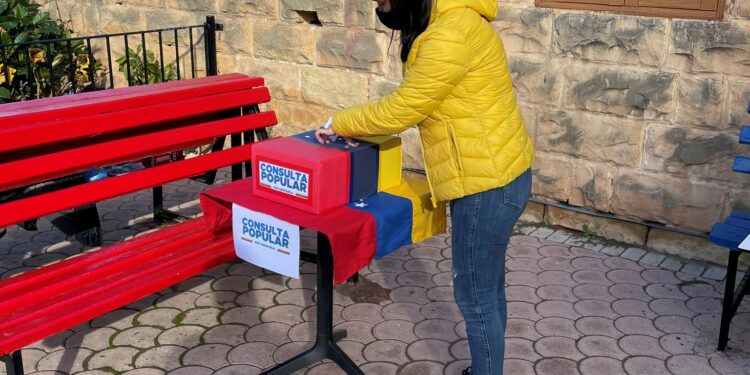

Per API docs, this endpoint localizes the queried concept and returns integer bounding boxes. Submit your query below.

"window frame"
[535,0,726,20]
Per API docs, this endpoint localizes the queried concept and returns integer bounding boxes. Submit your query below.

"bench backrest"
[0,73,277,228]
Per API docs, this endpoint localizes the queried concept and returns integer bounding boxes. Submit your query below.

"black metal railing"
[0,16,222,103]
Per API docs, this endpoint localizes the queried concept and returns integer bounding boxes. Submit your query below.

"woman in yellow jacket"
[316,0,534,373]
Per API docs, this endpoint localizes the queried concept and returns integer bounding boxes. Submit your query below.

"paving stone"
[539,245,574,258]
[538,270,576,287]
[203,324,248,345]
[612,299,657,318]
[260,305,304,325]
[645,283,688,299]
[650,298,695,318]
[573,270,613,286]
[624,356,671,375]
[686,296,722,315]
[507,271,540,286]
[333,320,376,344]
[251,274,289,292]
[621,247,647,261]
[653,315,699,335]
[659,333,696,355]
[426,286,456,302]
[563,236,587,247]
[508,245,542,259]
[414,319,460,341]
[227,342,278,368]
[619,334,670,359]
[639,252,667,266]
[574,299,618,319]
[403,258,440,273]
[577,335,627,359]
[614,316,662,338]
[607,269,647,285]
[507,301,543,321]
[122,369,166,375]
[241,323,291,348]
[581,240,606,252]
[510,257,545,272]
[660,257,683,271]
[535,358,580,375]
[113,326,162,348]
[502,359,535,375]
[134,345,186,371]
[337,340,366,365]
[580,357,624,375]
[341,303,384,323]
[449,339,470,360]
[182,344,232,369]
[601,246,626,256]
[213,364,262,375]
[136,308,181,329]
[389,286,429,305]
[195,291,237,308]
[508,285,544,303]
[506,318,542,340]
[155,292,200,310]
[396,271,436,288]
[372,319,417,343]
[288,321,316,342]
[167,366,214,375]
[703,266,727,281]
[537,336,585,360]
[534,317,580,340]
[181,307,222,327]
[381,301,425,321]
[666,354,720,375]
[506,338,541,361]
[406,339,452,362]
[421,301,463,322]
[575,317,623,338]
[547,230,574,243]
[363,339,409,364]
[65,327,117,351]
[537,256,571,271]
[536,300,581,319]
[158,325,205,347]
[709,357,749,375]
[682,263,707,276]
[398,360,446,374]
[530,227,555,239]
[610,284,652,302]
[572,284,616,302]
[236,290,278,308]
[86,347,139,372]
[360,362,399,374]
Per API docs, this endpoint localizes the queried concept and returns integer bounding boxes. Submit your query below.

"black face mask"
[376,8,402,30]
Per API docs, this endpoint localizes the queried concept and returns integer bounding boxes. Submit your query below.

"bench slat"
[740,126,750,144]
[0,74,263,127]
[0,87,272,154]
[0,217,207,300]
[0,73,250,114]
[0,230,234,355]
[710,222,750,249]
[0,111,276,191]
[732,155,750,174]
[0,143,254,228]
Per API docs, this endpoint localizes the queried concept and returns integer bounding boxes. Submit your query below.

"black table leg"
[718,250,740,351]
[1,351,24,375]
[260,233,363,375]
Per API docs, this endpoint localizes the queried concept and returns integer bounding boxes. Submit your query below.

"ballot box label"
[258,161,310,199]
[233,203,301,279]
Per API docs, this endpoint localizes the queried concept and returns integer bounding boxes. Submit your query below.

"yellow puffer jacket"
[332,0,534,204]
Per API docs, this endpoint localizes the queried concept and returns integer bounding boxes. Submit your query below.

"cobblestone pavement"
[1,174,749,375]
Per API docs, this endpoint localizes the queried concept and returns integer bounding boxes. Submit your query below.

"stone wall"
[36,0,750,264]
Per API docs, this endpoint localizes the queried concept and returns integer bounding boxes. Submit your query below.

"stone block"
[621,247,647,261]
[144,9,196,30]
[100,6,145,34]
[251,59,301,100]
[164,0,216,11]
[732,0,750,18]
[642,123,739,182]
[272,100,330,130]
[531,152,572,203]
[346,0,374,27]
[564,65,676,120]
[218,0,277,17]
[216,53,238,75]
[675,77,727,129]
[554,13,666,67]
[401,127,424,170]
[545,206,648,246]
[520,201,545,223]
[728,79,750,129]
[667,20,750,76]
[508,55,562,105]
[281,0,345,25]
[610,170,725,231]
[646,228,733,267]
[569,159,613,213]
[316,28,388,73]
[639,252,666,266]
[217,18,253,54]
[492,7,553,54]
[727,188,750,218]
[660,258,683,271]
[300,67,368,108]
[368,78,398,101]
[536,111,644,167]
[254,22,316,64]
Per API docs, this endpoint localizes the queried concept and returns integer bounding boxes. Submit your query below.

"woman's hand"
[315,128,360,147]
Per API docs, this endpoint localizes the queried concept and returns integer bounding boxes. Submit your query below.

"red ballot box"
[251,137,350,214]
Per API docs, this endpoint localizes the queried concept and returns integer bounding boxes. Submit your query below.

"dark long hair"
[377,0,432,62]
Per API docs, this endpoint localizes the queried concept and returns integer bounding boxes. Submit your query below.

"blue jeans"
[450,169,532,375]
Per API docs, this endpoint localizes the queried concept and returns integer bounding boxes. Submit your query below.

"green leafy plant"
[0,0,103,102]
[582,223,601,240]
[116,44,177,86]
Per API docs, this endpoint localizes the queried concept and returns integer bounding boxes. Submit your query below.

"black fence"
[0,16,221,103]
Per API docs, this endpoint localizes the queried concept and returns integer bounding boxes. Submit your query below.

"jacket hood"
[430,0,498,24]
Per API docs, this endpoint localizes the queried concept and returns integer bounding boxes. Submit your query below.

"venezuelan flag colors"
[250,131,446,259]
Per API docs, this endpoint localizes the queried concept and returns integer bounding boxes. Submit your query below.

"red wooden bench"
[0,73,277,375]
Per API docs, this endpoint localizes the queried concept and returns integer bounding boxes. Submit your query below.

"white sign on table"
[232,203,300,278]
[739,234,750,251]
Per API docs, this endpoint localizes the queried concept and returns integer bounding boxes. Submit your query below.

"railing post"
[204,16,220,76]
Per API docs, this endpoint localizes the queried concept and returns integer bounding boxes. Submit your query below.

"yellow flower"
[29,48,46,65]
[0,64,16,85]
